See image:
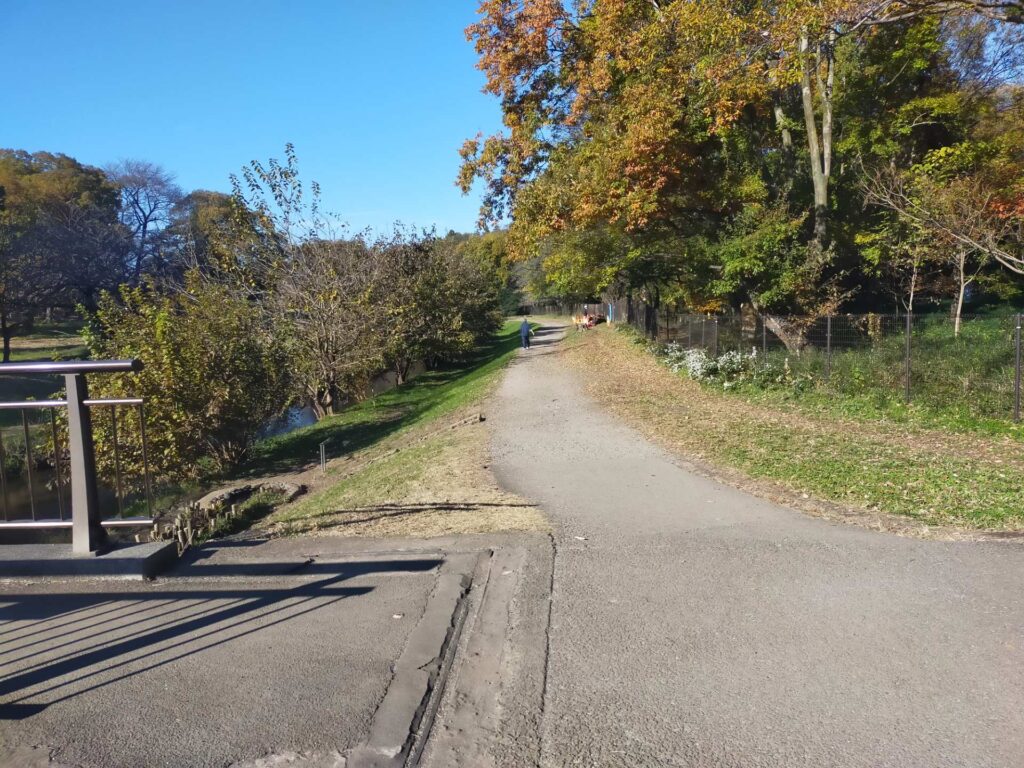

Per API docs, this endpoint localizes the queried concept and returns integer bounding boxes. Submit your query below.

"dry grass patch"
[263,411,546,538]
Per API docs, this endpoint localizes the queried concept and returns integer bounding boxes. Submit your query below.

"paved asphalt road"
[490,323,1024,768]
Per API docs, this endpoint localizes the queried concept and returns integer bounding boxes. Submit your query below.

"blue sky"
[2,1,501,234]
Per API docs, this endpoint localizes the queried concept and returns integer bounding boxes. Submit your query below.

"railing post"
[0,430,7,521]
[65,373,105,554]
[1014,313,1022,423]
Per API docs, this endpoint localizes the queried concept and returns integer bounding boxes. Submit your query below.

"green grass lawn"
[240,320,526,479]
[7,344,89,363]
[1,321,88,427]
[13,319,85,341]
[755,314,1021,438]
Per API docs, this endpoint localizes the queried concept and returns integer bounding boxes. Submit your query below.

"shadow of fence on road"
[0,557,441,719]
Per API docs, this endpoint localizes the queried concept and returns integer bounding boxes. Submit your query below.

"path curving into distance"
[490,321,1024,768]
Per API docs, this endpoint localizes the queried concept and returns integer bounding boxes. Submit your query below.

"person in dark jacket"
[520,317,534,349]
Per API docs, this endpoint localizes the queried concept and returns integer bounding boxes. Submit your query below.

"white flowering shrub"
[716,350,748,378]
[657,343,760,385]
[660,343,690,373]
[683,348,718,379]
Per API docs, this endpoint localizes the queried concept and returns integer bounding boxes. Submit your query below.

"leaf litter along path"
[487,321,1024,768]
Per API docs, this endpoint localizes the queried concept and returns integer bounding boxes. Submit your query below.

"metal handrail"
[0,359,151,551]
[0,360,142,375]
[0,398,144,410]
[0,517,154,529]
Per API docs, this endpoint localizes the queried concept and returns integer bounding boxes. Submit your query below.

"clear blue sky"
[2,1,500,234]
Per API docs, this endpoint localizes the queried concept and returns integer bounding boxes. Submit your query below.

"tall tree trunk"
[774,102,794,154]
[906,260,918,314]
[763,314,809,355]
[132,218,150,283]
[954,249,968,338]
[799,28,834,253]
[774,99,796,195]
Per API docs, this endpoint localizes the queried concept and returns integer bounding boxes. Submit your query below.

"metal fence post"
[762,318,767,359]
[1014,313,1022,423]
[825,315,832,382]
[21,411,35,520]
[712,318,719,357]
[65,373,105,554]
[904,312,912,405]
[0,430,7,521]
[701,318,706,348]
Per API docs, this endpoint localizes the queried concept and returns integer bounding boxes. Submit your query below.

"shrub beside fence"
[603,297,1024,424]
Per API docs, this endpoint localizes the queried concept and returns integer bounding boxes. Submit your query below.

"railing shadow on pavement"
[0,557,442,720]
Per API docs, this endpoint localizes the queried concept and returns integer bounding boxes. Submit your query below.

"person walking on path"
[520,317,534,349]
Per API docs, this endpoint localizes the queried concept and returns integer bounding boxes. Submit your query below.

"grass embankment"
[567,325,1024,533]
[250,321,546,538]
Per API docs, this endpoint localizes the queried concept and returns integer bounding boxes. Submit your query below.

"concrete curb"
[0,540,178,580]
[418,539,554,768]
[347,554,478,768]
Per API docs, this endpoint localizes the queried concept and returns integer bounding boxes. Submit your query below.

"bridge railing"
[0,359,153,554]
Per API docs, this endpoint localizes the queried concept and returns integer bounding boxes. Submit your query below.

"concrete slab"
[0,550,444,768]
[0,542,178,580]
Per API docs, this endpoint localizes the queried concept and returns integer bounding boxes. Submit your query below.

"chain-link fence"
[574,297,1024,423]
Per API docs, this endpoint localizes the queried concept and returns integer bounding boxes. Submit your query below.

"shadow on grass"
[280,501,527,529]
[237,324,525,479]
[202,492,285,541]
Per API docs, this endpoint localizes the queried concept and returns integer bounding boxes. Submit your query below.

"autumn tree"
[223,147,504,417]
[84,273,292,477]
[273,235,388,417]
[460,0,1023,343]
[864,148,1024,332]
